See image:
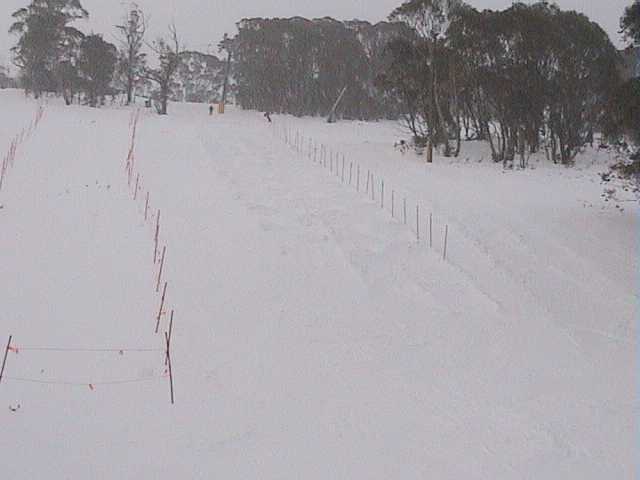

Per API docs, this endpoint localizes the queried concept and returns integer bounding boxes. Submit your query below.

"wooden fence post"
[403,198,407,224]
[443,225,449,260]
[155,282,168,333]
[416,204,420,241]
[429,213,433,249]
[0,335,12,385]
[156,246,166,292]
[154,210,160,264]
[391,190,395,218]
[165,329,174,405]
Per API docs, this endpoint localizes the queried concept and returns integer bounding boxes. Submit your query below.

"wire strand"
[5,376,165,387]
[14,347,164,353]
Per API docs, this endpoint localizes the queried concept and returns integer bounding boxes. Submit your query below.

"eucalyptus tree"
[9,0,88,97]
[389,0,463,161]
[115,3,146,105]
[144,24,183,115]
[77,34,117,107]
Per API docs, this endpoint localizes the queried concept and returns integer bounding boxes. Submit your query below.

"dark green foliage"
[621,1,640,46]
[380,1,620,164]
[77,34,117,107]
[176,51,225,103]
[9,0,88,97]
[229,17,411,120]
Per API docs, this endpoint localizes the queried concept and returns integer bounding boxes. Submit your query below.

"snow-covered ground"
[0,90,637,479]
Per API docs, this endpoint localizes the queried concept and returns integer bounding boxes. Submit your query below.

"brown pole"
[155,282,168,333]
[0,335,13,385]
[154,210,160,264]
[443,225,449,260]
[156,246,166,292]
[165,310,174,366]
[165,331,174,404]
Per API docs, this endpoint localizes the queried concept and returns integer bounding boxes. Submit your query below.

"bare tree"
[115,3,146,105]
[144,24,182,115]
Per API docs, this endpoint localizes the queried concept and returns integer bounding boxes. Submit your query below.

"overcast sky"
[0,0,630,67]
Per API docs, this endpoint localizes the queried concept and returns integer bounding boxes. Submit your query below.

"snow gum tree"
[9,0,88,97]
[389,0,463,162]
[144,24,183,115]
[115,3,146,106]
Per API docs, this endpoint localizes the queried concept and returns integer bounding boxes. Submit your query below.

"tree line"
[225,1,639,165]
[7,0,222,114]
[378,0,622,165]
[6,0,640,165]
[228,17,413,120]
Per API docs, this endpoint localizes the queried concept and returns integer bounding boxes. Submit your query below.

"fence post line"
[349,162,353,185]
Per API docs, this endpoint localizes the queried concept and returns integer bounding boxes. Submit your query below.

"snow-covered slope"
[0,90,636,479]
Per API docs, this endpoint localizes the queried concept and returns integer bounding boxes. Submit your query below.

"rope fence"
[276,122,450,261]
[0,104,45,192]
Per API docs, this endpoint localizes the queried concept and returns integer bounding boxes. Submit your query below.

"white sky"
[0,0,630,68]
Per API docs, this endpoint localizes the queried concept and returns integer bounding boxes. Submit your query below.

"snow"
[0,89,637,478]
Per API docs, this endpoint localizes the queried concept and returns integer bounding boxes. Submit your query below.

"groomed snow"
[0,90,637,479]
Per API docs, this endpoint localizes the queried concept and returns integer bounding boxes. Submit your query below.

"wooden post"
[156,246,166,292]
[349,162,353,185]
[365,170,369,194]
[134,174,139,200]
[403,198,407,224]
[341,156,345,181]
[154,210,160,264]
[443,225,449,260]
[392,190,395,218]
[0,335,12,385]
[165,330,174,404]
[155,282,168,333]
[165,310,174,366]
[371,173,375,201]
[144,192,149,221]
[416,204,420,241]
[429,214,433,249]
